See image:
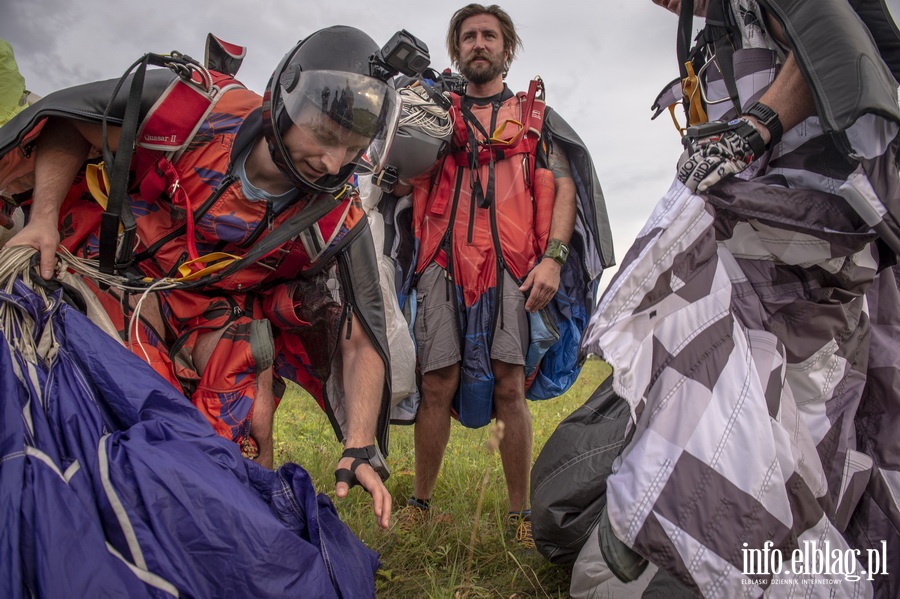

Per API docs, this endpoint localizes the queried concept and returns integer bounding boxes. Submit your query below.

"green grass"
[274,359,612,598]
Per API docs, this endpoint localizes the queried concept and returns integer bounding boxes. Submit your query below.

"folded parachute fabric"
[0,246,379,599]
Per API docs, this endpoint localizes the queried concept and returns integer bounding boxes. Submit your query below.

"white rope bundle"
[398,85,454,139]
[53,246,183,293]
[0,245,48,361]
[0,245,181,364]
[53,247,181,363]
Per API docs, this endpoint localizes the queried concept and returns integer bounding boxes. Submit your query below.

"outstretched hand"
[334,456,393,529]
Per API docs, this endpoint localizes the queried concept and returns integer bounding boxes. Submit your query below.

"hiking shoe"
[509,512,535,550]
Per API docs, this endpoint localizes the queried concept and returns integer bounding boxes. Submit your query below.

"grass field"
[273,358,612,598]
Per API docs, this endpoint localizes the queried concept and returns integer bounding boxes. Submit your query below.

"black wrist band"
[339,445,390,481]
[734,120,767,159]
[743,101,783,148]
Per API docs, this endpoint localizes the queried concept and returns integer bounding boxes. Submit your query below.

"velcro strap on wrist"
[334,455,367,489]
[735,121,766,160]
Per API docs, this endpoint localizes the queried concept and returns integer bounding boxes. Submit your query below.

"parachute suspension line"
[0,245,47,360]
[0,247,175,371]
[0,247,54,425]
[54,247,181,293]
[398,86,454,139]
[127,278,170,366]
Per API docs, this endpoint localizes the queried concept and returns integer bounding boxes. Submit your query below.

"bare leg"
[413,362,460,501]
[249,367,275,469]
[492,359,531,513]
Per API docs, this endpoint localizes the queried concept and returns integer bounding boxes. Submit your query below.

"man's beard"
[460,53,505,84]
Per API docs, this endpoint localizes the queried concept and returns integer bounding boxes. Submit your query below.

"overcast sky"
[2,0,899,287]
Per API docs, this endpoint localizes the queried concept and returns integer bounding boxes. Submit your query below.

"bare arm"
[547,175,577,246]
[744,51,816,145]
[334,316,392,529]
[520,144,577,312]
[743,10,816,142]
[8,117,115,278]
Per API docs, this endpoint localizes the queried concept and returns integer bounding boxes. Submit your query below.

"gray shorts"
[414,262,528,373]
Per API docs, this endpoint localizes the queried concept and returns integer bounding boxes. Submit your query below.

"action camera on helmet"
[372,29,432,78]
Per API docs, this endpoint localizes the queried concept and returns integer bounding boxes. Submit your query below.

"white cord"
[55,246,182,293]
[127,278,171,365]
[399,85,454,138]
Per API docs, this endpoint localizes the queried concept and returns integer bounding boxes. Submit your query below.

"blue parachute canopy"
[0,248,379,598]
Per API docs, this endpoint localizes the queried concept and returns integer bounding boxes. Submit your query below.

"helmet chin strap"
[265,126,309,190]
[264,128,353,195]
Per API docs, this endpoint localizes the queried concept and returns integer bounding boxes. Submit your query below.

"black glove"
[677,119,766,192]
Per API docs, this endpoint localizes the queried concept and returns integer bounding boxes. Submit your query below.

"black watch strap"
[743,101,783,148]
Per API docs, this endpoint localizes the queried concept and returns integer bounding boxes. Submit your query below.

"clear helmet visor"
[279,70,401,188]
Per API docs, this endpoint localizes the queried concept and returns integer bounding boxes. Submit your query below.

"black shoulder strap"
[705,0,744,116]
[98,52,209,276]
[677,0,696,82]
[98,54,149,276]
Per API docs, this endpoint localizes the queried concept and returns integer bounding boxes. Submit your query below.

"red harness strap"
[131,71,242,268]
[449,77,545,169]
[427,79,546,218]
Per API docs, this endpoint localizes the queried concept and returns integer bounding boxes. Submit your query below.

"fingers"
[518,271,534,293]
[525,289,548,312]
[335,480,350,499]
[334,456,356,498]
[523,263,559,312]
[6,225,60,279]
[333,459,393,529]
[695,158,746,192]
[679,127,757,193]
[40,247,57,280]
[362,474,392,529]
[677,154,718,192]
[678,153,742,193]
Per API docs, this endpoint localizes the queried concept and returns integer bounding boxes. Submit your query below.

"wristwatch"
[742,101,783,148]
[341,445,391,481]
[544,238,570,266]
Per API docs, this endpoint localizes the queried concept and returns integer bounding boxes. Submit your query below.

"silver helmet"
[383,82,454,180]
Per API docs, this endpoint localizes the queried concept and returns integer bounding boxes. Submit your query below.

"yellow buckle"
[175,252,241,280]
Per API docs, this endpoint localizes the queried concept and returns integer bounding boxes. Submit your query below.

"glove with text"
[677,119,766,193]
